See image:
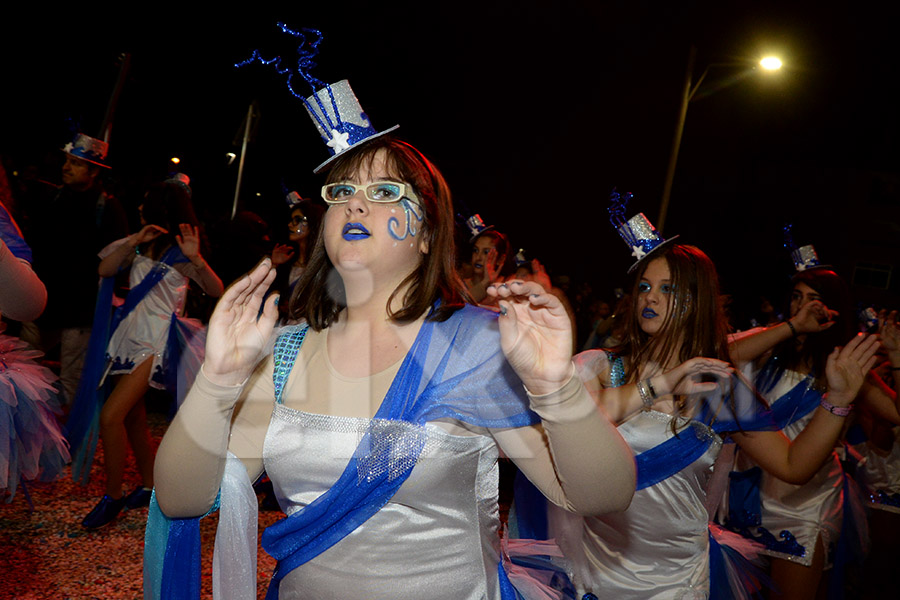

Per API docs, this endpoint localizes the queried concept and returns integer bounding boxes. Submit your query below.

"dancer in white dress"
[151,129,636,599]
[540,199,879,599]
[728,268,900,599]
[79,177,223,529]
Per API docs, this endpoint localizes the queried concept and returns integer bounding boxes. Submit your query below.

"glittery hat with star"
[465,213,495,242]
[608,189,679,273]
[62,133,111,168]
[236,25,398,174]
[783,224,829,272]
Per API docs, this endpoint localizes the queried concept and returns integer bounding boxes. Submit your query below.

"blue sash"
[726,370,822,557]
[263,306,537,597]
[65,245,189,483]
[147,304,538,599]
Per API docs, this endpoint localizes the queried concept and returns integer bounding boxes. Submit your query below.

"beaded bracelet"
[820,397,853,417]
[786,320,798,337]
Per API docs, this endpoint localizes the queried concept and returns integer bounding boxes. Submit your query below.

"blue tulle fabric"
[0,200,31,262]
[65,246,189,484]
[144,489,220,600]
[147,303,539,599]
[263,304,538,597]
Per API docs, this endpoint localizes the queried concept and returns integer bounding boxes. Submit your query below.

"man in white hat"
[20,133,128,406]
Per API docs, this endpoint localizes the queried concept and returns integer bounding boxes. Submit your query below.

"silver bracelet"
[637,380,653,411]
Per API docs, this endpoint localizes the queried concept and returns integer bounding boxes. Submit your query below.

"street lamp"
[657,46,783,232]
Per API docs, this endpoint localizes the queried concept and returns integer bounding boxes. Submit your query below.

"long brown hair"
[614,244,730,383]
[288,137,468,329]
[759,268,854,391]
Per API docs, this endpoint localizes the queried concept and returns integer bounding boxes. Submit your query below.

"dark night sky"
[3,1,899,319]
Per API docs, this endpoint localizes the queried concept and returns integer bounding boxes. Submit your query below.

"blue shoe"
[82,494,126,529]
[124,486,152,509]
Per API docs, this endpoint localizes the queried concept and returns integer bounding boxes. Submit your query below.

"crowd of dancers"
[1,43,899,600]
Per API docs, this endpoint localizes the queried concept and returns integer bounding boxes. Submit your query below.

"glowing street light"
[759,56,783,71]
[658,47,786,232]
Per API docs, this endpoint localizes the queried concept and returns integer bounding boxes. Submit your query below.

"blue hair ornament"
[236,25,345,136]
[782,223,797,251]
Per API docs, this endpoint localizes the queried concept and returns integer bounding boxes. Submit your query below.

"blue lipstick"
[342,222,371,241]
[642,308,658,319]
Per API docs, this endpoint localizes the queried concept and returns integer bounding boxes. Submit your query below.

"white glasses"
[321,181,419,205]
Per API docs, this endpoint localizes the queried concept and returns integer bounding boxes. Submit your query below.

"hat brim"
[61,148,111,169]
[312,125,400,174]
[626,235,680,274]
[469,226,496,243]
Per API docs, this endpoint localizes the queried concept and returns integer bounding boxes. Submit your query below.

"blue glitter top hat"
[608,189,678,273]
[466,214,495,242]
[303,80,399,173]
[236,25,398,174]
[61,133,110,168]
[783,224,828,272]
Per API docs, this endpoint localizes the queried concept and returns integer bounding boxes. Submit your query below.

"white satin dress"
[105,255,188,385]
[557,409,722,600]
[733,370,843,567]
[264,405,509,600]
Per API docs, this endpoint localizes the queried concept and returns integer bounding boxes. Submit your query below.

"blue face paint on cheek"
[388,198,424,241]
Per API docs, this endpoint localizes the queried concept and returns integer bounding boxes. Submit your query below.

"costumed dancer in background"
[1,178,70,502]
[727,235,899,600]
[464,214,517,303]
[72,175,223,529]
[270,191,324,323]
[536,193,879,599]
[852,310,900,597]
[149,35,635,599]
[20,134,128,407]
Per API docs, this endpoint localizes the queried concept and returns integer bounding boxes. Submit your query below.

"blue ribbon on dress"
[725,370,823,556]
[147,304,539,599]
[263,305,538,597]
[65,245,189,484]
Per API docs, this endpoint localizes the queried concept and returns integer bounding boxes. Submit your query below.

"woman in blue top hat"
[541,193,879,599]
[150,69,636,599]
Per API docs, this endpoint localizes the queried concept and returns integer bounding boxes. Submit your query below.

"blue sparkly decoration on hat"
[237,25,398,173]
[783,224,823,272]
[608,189,678,273]
[61,133,110,168]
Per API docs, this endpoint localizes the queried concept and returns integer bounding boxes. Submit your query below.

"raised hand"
[132,224,168,245]
[825,333,881,405]
[480,247,500,285]
[487,280,573,395]
[790,299,838,335]
[175,223,201,261]
[203,259,279,386]
[657,357,735,398]
[271,243,296,267]
[530,259,553,291]
[879,310,899,356]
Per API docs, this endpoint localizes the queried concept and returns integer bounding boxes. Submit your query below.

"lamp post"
[657,46,783,232]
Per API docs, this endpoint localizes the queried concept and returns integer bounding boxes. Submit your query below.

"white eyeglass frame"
[320,181,420,205]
